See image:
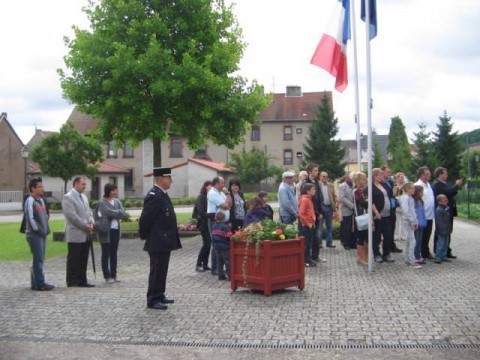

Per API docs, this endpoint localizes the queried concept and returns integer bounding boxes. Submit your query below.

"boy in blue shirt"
[211,211,232,280]
[434,194,451,264]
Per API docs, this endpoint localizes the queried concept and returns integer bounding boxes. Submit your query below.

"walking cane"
[88,235,96,279]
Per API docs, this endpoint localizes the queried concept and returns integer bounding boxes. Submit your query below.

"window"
[296,128,303,135]
[296,152,303,158]
[251,125,260,141]
[283,126,293,141]
[283,149,293,165]
[124,170,134,191]
[107,141,117,158]
[123,143,134,158]
[108,176,117,185]
[170,138,183,158]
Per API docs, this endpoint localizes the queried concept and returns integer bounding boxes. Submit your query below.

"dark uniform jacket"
[139,186,182,253]
[432,180,458,217]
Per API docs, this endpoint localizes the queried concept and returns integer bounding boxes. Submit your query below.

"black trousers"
[66,241,90,285]
[196,227,211,267]
[101,229,120,279]
[421,219,433,258]
[147,251,171,306]
[373,216,393,257]
[340,215,355,248]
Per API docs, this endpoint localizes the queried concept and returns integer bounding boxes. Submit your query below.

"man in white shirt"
[414,166,435,259]
[207,176,231,274]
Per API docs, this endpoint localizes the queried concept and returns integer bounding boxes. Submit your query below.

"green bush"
[48,202,62,210]
[89,199,99,209]
[171,196,196,206]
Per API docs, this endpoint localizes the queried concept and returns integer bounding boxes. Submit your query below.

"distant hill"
[459,129,480,148]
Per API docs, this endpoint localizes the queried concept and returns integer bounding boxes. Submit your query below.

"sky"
[1,0,479,145]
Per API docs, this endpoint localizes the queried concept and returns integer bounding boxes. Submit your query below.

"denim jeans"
[216,249,230,279]
[299,224,314,263]
[280,214,296,225]
[318,206,333,246]
[436,234,449,260]
[414,228,424,259]
[26,232,46,289]
[403,226,416,264]
[101,229,120,279]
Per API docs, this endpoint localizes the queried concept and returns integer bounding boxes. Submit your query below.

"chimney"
[285,86,302,97]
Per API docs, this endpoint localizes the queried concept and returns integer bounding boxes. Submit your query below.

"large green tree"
[386,116,412,174]
[372,131,384,168]
[227,147,282,185]
[302,94,346,179]
[432,111,462,180]
[59,0,267,165]
[410,122,435,175]
[30,123,103,193]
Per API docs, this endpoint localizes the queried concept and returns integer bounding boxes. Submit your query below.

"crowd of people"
[22,163,463,309]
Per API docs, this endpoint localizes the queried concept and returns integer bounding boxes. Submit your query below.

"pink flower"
[275,228,283,235]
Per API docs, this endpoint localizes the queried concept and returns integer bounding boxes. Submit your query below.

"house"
[26,125,136,201]
[145,158,234,198]
[341,134,389,172]
[60,86,330,198]
[0,113,26,210]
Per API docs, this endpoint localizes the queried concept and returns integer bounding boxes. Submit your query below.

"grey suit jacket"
[338,182,354,217]
[62,189,94,243]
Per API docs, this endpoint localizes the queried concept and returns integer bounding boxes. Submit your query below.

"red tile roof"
[260,91,331,122]
[67,107,98,135]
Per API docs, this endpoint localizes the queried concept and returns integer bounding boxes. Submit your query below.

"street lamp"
[21,145,29,194]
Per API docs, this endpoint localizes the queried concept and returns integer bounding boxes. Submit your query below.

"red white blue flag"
[361,0,377,39]
[310,0,351,93]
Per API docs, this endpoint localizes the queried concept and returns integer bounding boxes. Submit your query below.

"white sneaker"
[106,278,115,284]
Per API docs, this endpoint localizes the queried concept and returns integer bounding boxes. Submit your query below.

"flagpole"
[365,0,374,272]
[350,0,362,171]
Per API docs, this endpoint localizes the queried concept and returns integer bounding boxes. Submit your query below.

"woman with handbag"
[353,172,369,265]
[96,183,127,283]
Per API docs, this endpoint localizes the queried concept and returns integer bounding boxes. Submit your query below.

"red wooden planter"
[230,237,305,296]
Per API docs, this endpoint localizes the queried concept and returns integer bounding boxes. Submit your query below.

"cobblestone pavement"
[0,220,479,359]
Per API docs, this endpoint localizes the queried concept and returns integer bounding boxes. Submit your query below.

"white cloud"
[1,0,479,144]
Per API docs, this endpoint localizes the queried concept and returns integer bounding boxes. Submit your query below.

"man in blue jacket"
[139,167,182,310]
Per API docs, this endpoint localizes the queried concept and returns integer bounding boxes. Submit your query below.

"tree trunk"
[64,179,68,194]
[153,137,162,167]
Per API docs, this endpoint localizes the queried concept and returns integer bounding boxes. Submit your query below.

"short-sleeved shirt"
[207,188,230,221]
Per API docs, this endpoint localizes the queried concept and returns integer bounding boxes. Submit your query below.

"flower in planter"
[231,219,297,246]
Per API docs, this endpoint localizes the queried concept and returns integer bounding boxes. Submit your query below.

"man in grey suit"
[62,176,95,287]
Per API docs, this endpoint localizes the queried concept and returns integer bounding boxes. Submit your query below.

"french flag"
[310,0,351,93]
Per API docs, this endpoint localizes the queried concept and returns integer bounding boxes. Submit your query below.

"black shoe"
[447,254,457,259]
[160,296,174,304]
[148,302,168,310]
[391,247,403,253]
[311,258,319,263]
[308,261,317,267]
[203,266,212,271]
[195,265,204,272]
[326,244,336,248]
[218,275,227,280]
[36,283,55,291]
[78,283,95,288]
[434,259,442,264]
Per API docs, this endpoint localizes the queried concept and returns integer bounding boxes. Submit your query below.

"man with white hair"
[278,171,298,224]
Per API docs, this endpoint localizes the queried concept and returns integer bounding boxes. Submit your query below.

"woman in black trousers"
[193,181,213,271]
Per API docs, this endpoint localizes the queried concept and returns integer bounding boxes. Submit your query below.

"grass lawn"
[0,213,192,262]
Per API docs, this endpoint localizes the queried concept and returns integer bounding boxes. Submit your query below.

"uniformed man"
[139,167,182,310]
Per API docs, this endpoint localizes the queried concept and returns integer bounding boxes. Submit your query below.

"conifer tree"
[432,111,462,180]
[302,94,346,179]
[386,116,412,175]
[410,122,435,175]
